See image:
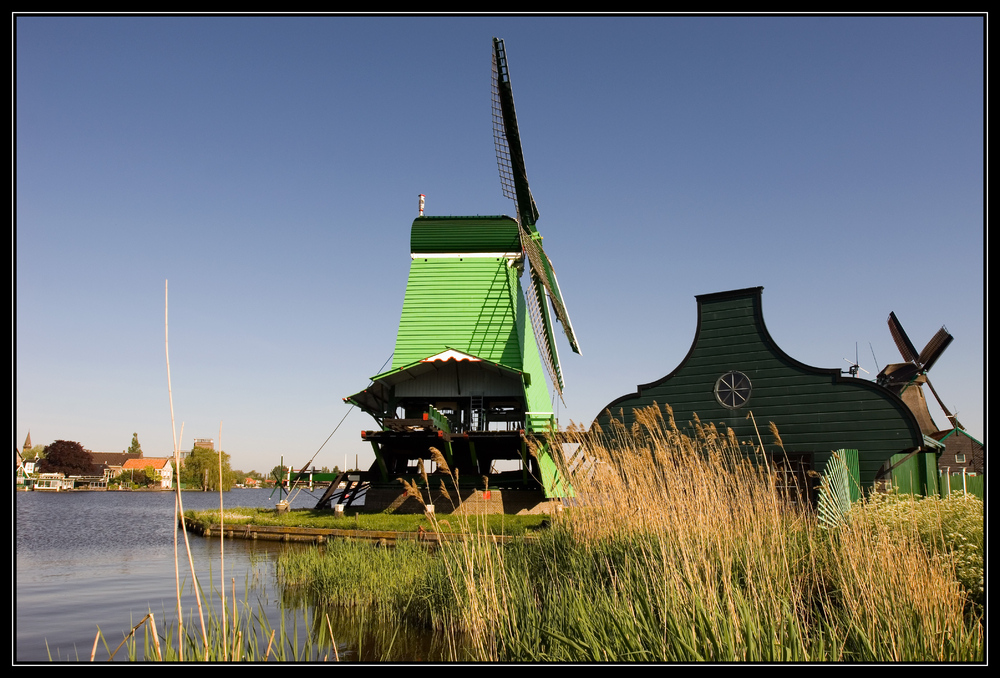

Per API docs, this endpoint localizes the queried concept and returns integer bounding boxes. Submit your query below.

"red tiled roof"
[122,457,171,470]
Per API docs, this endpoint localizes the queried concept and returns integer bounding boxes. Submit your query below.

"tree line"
[21,434,341,490]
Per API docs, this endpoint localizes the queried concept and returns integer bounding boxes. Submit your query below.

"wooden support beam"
[521,437,529,485]
[371,440,388,481]
[443,439,455,469]
[467,436,478,471]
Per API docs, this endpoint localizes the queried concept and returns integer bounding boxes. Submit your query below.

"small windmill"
[877,312,962,433]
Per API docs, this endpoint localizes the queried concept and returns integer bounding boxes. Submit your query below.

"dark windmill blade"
[492,37,539,231]
[917,326,953,373]
[887,312,954,374]
[883,312,961,432]
[491,37,581,396]
[888,312,919,363]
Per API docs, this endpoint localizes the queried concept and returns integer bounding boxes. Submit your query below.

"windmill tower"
[334,39,581,512]
[877,311,962,435]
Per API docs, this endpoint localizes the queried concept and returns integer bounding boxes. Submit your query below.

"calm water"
[15,488,327,662]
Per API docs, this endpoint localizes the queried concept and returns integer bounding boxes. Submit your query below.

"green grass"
[845,489,984,615]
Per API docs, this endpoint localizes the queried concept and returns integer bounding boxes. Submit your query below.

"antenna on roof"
[843,342,869,378]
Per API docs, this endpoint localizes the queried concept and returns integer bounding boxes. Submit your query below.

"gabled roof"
[345,350,526,416]
[930,427,983,447]
[91,452,142,467]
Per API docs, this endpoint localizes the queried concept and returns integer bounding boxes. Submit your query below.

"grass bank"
[105,405,983,661]
[184,507,550,536]
[272,406,984,662]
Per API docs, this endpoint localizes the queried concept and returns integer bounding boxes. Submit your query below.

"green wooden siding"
[939,472,983,499]
[596,287,924,489]
[888,451,941,496]
[393,257,524,368]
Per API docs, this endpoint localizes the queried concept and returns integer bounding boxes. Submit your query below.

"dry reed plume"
[485,403,983,661]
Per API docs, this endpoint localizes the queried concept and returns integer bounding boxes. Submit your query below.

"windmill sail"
[492,37,580,396]
[888,311,919,363]
[881,312,962,431]
[917,326,953,373]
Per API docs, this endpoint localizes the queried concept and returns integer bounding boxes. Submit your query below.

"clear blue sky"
[15,15,985,474]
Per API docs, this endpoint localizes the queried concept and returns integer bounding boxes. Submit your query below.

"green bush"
[850,490,984,612]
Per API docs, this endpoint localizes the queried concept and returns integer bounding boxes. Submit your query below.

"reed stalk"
[218,419,227,661]
[164,280,207,659]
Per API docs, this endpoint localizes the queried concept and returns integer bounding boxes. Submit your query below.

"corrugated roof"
[410,215,521,254]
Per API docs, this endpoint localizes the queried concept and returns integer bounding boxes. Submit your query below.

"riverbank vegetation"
[272,406,984,662]
[104,404,982,661]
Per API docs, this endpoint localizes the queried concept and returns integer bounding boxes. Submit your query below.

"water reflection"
[280,582,463,662]
[16,490,460,662]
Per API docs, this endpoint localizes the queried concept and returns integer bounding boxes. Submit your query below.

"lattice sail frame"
[491,42,579,397]
[492,56,518,209]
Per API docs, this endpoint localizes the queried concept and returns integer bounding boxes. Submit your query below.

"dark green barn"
[594,287,934,497]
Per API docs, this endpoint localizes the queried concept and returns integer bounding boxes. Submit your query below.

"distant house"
[932,428,984,476]
[122,457,174,489]
[91,452,143,481]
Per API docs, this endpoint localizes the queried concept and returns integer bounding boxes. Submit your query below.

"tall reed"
[434,404,983,661]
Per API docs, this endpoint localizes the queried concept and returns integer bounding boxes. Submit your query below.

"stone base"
[363,486,561,516]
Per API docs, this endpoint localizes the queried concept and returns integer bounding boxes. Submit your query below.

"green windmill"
[326,38,581,512]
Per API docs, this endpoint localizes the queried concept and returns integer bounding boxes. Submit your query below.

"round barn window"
[715,371,752,409]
